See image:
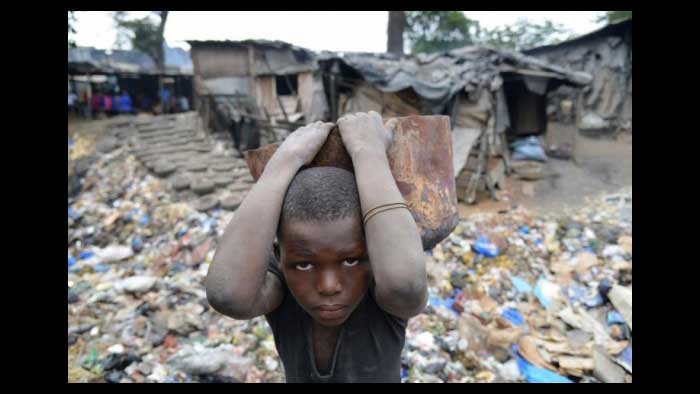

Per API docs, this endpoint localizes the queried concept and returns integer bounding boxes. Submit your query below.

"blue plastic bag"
[511,276,533,294]
[79,251,94,260]
[518,226,530,235]
[68,255,76,267]
[511,136,548,162]
[473,236,499,257]
[583,293,604,308]
[608,311,626,326]
[617,345,632,372]
[428,294,458,315]
[501,308,524,326]
[139,214,150,226]
[511,139,546,160]
[513,345,572,383]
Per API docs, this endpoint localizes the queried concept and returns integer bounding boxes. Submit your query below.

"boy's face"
[280,215,370,327]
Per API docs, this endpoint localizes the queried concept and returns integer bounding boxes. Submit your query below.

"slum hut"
[187,39,329,150]
[68,46,194,116]
[524,19,632,134]
[318,46,591,203]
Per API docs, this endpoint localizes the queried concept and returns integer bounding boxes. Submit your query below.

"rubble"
[69,114,631,383]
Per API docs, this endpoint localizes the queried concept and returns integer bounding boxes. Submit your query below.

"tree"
[404,11,482,54]
[68,11,77,48]
[387,11,406,56]
[113,11,169,73]
[596,11,632,25]
[478,19,573,51]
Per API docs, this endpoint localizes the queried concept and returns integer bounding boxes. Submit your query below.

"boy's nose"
[317,269,342,296]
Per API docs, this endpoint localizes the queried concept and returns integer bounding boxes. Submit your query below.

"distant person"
[92,91,103,119]
[118,91,133,115]
[68,91,78,115]
[103,93,113,117]
[111,92,119,116]
[80,90,91,118]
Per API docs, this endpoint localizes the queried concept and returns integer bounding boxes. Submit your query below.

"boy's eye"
[342,259,360,267]
[295,263,313,271]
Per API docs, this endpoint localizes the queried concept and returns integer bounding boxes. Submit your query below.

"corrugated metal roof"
[318,45,591,111]
[524,19,632,55]
[67,46,193,75]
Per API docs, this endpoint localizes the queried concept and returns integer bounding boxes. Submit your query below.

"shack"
[318,46,591,202]
[187,39,329,150]
[524,19,632,134]
[68,46,194,114]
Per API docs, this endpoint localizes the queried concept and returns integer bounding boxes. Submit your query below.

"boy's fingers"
[384,118,399,133]
[318,122,335,133]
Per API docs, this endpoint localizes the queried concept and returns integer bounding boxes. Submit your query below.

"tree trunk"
[157,11,169,112]
[387,11,405,56]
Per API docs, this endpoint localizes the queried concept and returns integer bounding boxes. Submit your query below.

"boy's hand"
[275,121,335,167]
[337,111,396,159]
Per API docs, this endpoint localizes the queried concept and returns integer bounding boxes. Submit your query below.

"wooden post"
[330,74,338,122]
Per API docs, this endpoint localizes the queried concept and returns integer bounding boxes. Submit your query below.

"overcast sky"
[72,11,605,53]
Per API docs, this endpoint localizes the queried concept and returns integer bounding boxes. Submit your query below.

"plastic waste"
[510,276,533,294]
[534,278,561,309]
[616,345,632,373]
[513,345,572,383]
[511,137,548,162]
[501,308,524,326]
[131,237,144,253]
[473,236,499,257]
[428,294,456,313]
[68,255,76,267]
[607,311,626,326]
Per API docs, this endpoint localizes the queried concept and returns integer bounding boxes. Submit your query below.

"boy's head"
[278,167,370,327]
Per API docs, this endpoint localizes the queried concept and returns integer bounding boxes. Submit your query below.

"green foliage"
[68,11,77,48]
[596,11,632,24]
[478,19,573,51]
[405,12,574,54]
[405,11,482,54]
[114,13,161,62]
[113,11,168,71]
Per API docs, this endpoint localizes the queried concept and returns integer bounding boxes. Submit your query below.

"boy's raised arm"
[337,112,428,320]
[206,122,335,319]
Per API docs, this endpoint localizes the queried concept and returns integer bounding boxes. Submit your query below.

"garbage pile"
[68,115,282,383]
[69,114,631,383]
[402,190,632,383]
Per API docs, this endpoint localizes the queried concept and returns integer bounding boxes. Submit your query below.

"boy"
[206,112,427,383]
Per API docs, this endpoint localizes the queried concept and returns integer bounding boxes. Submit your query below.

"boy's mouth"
[314,304,348,320]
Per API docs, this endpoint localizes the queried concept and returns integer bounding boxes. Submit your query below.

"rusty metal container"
[245,115,457,250]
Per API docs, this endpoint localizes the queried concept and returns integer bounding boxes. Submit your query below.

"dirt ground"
[459,122,632,217]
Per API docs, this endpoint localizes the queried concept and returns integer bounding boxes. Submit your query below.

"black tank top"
[265,257,407,383]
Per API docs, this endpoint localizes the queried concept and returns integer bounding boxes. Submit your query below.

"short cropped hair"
[279,167,361,234]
